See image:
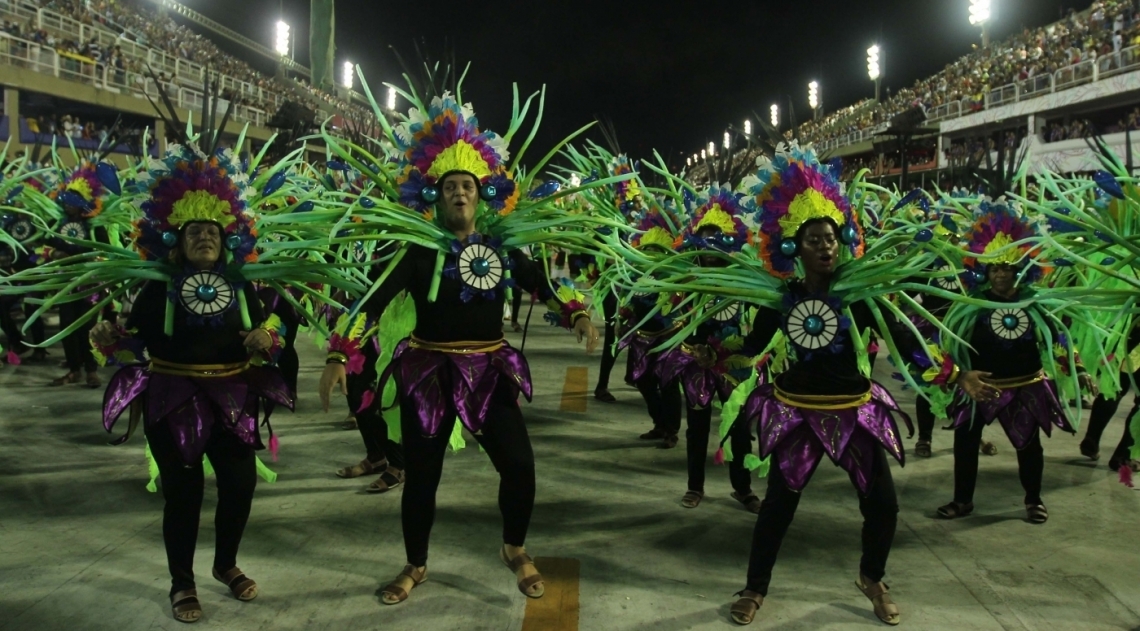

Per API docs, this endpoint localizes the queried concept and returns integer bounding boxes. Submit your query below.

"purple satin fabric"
[907,313,938,339]
[381,339,533,437]
[741,382,912,494]
[947,378,1072,449]
[102,365,293,464]
[620,333,660,383]
[656,348,733,408]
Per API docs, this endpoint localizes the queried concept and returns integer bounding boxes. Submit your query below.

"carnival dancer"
[318,76,612,605]
[936,202,1101,524]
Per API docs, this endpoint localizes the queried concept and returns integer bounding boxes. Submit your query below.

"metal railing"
[0,32,267,129]
[810,44,1140,153]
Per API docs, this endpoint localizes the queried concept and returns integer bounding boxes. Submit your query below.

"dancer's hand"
[319,362,348,412]
[574,317,599,354]
[1080,373,1098,398]
[239,329,271,351]
[959,370,999,402]
[89,321,120,346]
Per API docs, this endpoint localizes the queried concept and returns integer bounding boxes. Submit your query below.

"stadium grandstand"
[689,0,1140,191]
[0,0,378,165]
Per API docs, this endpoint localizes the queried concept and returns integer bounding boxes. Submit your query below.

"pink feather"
[1119,464,1134,488]
[5,350,20,365]
[714,447,725,465]
[357,389,375,413]
[268,434,280,462]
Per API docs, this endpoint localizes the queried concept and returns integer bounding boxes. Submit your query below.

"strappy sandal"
[681,490,703,508]
[85,371,101,389]
[980,441,998,456]
[212,566,258,601]
[730,590,763,625]
[367,467,404,494]
[1025,503,1048,524]
[936,501,974,519]
[914,440,932,458]
[48,371,79,386]
[380,564,427,605]
[856,574,900,625]
[336,458,382,479]
[500,546,545,598]
[170,588,202,623]
[732,491,762,514]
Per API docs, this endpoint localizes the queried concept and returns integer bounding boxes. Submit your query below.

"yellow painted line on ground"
[559,367,589,413]
[522,557,580,631]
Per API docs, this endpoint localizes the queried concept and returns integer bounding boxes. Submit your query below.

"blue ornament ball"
[480,184,497,200]
[1002,314,1018,330]
[225,234,242,251]
[1054,258,1072,267]
[804,314,825,336]
[1103,257,1117,266]
[195,284,218,303]
[420,186,440,203]
[779,239,798,257]
[161,231,178,247]
[840,225,858,244]
[914,228,934,243]
[471,257,491,277]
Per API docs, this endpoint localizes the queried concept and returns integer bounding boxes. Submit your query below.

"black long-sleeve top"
[127,278,265,364]
[749,282,924,396]
[361,243,559,343]
[965,290,1046,379]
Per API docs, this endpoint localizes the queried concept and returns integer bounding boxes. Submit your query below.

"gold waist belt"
[988,370,1044,390]
[149,358,249,378]
[773,384,873,410]
[408,336,504,354]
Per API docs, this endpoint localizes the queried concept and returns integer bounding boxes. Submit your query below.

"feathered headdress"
[743,143,863,278]
[132,145,257,263]
[630,206,682,251]
[393,92,519,217]
[962,200,1045,283]
[683,183,750,253]
[50,160,109,218]
[609,154,642,215]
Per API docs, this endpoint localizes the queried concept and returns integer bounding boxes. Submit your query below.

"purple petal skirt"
[103,365,293,464]
[621,332,666,384]
[741,382,913,494]
[380,338,533,437]
[657,347,734,408]
[947,378,1073,449]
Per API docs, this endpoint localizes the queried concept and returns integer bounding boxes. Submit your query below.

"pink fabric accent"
[5,350,20,365]
[268,434,280,462]
[357,389,375,414]
[713,447,725,465]
[1120,465,1134,488]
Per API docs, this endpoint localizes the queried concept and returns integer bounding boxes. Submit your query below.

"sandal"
[85,371,101,389]
[732,491,762,514]
[681,490,703,508]
[936,501,974,519]
[212,566,258,601]
[1026,503,1048,524]
[856,574,900,625]
[914,440,932,458]
[499,546,545,598]
[980,441,998,456]
[48,371,79,386]
[511,322,523,332]
[341,415,358,430]
[336,458,383,479]
[170,588,202,623]
[730,590,763,625]
[594,389,617,403]
[367,467,404,494]
[380,564,427,605]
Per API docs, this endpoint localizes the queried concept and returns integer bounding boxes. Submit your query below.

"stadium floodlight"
[701,149,707,160]
[808,81,819,110]
[687,157,692,167]
[341,61,354,90]
[386,86,397,110]
[707,141,715,157]
[867,45,880,80]
[744,119,752,135]
[723,131,731,150]
[968,0,991,25]
[770,104,779,128]
[274,20,290,57]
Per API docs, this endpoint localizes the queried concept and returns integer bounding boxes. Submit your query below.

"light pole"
[707,141,715,158]
[744,119,752,136]
[386,86,397,111]
[969,0,991,48]
[341,61,354,90]
[867,44,881,102]
[808,81,820,121]
[723,131,731,151]
[770,104,779,130]
[274,20,290,58]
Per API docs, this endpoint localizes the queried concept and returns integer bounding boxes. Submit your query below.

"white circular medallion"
[179,271,235,317]
[457,242,504,292]
[711,300,740,323]
[933,264,961,291]
[58,220,87,241]
[989,307,1030,340]
[786,299,840,350]
[8,217,33,242]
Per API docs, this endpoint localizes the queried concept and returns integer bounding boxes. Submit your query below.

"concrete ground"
[2,320,1140,631]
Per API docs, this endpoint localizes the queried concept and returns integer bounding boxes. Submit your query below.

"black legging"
[511,289,524,324]
[146,418,257,597]
[916,396,935,442]
[1084,370,1139,461]
[400,378,535,567]
[635,368,682,436]
[595,291,620,392]
[953,418,1043,505]
[745,445,898,595]
[58,301,96,373]
[346,341,403,468]
[686,401,753,495]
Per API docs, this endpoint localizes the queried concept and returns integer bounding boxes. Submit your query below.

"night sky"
[184,0,1095,170]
